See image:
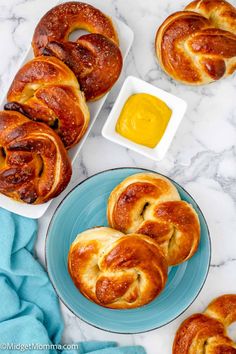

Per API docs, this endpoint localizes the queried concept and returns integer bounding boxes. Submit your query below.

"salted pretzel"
[107,173,200,266]
[0,111,71,204]
[5,56,89,149]
[155,0,236,85]
[43,33,123,101]
[173,294,236,353]
[68,227,168,309]
[32,2,122,101]
[32,1,119,56]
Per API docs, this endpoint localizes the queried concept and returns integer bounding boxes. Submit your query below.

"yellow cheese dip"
[115,93,172,148]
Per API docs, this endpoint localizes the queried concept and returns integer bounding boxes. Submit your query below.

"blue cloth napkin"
[0,208,146,354]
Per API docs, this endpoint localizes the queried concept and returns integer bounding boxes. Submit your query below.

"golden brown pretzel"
[185,0,236,33]
[173,294,236,353]
[0,111,72,204]
[107,173,200,266]
[5,56,89,149]
[32,1,119,56]
[32,2,121,101]
[68,227,168,309]
[43,33,123,101]
[155,0,236,85]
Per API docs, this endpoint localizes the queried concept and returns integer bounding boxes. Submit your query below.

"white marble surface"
[0,0,236,353]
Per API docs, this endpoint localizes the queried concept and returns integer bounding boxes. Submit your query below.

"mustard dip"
[116,93,172,148]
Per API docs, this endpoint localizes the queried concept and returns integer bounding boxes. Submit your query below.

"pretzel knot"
[43,34,123,101]
[5,56,90,149]
[32,2,122,101]
[155,0,236,85]
[107,173,200,266]
[32,1,119,56]
[68,227,168,309]
[173,295,236,353]
[0,111,71,204]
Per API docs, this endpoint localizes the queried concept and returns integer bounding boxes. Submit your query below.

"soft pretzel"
[43,33,123,101]
[5,56,89,149]
[185,0,236,33]
[155,0,236,85]
[107,173,200,266]
[68,227,168,309]
[0,110,71,204]
[173,294,236,353]
[32,2,119,56]
[32,2,121,101]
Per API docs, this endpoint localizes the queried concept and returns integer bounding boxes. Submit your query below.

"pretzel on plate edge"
[0,111,71,204]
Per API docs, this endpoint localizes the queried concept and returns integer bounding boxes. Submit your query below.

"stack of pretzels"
[68,172,201,309]
[0,2,123,204]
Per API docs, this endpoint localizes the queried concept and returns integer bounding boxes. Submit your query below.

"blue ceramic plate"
[46,168,211,334]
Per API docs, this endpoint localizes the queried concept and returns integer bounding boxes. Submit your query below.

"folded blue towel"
[0,208,146,354]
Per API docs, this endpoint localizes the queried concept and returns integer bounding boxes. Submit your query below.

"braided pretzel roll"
[43,34,123,101]
[5,56,89,149]
[173,294,236,353]
[155,0,236,85]
[107,173,200,266]
[0,111,72,204]
[68,227,168,309]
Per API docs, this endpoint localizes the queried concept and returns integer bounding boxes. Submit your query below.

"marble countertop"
[1,0,236,353]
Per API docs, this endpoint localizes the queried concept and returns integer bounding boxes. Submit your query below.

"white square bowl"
[102,76,187,161]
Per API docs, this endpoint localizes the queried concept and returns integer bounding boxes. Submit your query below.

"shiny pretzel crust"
[68,227,168,309]
[155,0,236,85]
[0,110,71,204]
[43,34,123,101]
[32,1,119,56]
[6,56,90,149]
[107,173,200,266]
[173,294,236,353]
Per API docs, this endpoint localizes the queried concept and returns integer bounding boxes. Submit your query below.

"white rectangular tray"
[0,19,134,219]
